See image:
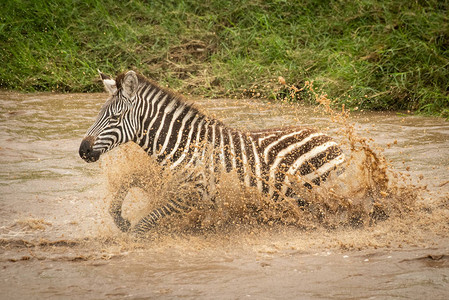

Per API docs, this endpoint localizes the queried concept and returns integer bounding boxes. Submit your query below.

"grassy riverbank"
[1,0,448,116]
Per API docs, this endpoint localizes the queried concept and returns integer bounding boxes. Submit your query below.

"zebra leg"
[130,169,213,236]
[108,185,132,232]
[290,194,308,207]
[108,171,152,232]
[274,187,309,207]
[130,197,190,236]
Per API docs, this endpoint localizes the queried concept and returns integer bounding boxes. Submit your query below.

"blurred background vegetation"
[1,0,448,116]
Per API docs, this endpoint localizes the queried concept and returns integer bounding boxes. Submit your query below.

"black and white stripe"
[79,71,345,234]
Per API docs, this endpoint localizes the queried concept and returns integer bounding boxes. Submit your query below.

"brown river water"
[0,91,448,299]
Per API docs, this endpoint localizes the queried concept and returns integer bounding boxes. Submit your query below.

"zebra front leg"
[131,197,191,236]
[108,172,149,232]
[108,187,132,232]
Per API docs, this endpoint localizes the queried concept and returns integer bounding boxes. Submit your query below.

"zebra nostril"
[79,136,100,162]
[79,138,94,158]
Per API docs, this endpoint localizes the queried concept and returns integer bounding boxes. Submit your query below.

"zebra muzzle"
[79,136,101,163]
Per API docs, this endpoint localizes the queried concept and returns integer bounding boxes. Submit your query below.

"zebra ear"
[98,70,117,95]
[122,71,139,99]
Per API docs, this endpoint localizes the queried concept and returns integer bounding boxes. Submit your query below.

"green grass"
[1,0,448,116]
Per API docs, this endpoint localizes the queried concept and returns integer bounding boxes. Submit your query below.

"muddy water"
[1,91,448,299]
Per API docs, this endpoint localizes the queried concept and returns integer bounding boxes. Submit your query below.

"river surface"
[0,91,448,299]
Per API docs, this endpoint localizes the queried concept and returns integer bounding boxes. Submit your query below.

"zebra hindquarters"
[253,127,345,202]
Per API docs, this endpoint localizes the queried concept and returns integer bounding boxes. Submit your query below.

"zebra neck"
[135,87,233,166]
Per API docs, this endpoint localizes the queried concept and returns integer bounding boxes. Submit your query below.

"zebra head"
[79,71,140,162]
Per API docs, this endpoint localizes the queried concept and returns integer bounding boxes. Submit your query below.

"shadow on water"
[0,91,448,299]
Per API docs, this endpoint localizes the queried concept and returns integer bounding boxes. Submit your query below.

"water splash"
[97,85,437,243]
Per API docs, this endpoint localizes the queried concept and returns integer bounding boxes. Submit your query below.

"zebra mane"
[115,71,227,128]
[115,72,175,98]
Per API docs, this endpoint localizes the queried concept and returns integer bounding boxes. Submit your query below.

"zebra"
[79,70,345,235]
